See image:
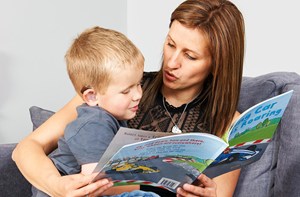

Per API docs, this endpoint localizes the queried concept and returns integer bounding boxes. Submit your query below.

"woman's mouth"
[164,70,178,82]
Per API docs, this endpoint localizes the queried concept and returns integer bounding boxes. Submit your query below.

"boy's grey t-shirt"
[50,104,127,175]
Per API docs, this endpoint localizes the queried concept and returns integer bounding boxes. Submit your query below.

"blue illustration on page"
[101,133,227,192]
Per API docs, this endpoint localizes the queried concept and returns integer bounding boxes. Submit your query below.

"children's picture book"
[92,90,293,193]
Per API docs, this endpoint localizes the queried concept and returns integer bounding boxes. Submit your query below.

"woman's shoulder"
[142,71,158,82]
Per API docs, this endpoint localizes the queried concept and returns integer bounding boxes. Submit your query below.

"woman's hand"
[176,174,217,197]
[51,173,113,197]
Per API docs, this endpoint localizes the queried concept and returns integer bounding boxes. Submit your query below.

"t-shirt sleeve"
[67,120,117,165]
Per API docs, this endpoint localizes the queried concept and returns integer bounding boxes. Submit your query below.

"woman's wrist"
[43,171,63,196]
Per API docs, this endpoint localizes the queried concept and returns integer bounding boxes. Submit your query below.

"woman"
[13,0,244,196]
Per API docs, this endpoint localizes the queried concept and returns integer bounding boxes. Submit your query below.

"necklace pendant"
[172,125,182,134]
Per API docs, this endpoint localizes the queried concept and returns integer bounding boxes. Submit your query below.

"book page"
[93,127,174,172]
[94,131,227,192]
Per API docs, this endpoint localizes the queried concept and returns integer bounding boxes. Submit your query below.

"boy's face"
[96,66,143,120]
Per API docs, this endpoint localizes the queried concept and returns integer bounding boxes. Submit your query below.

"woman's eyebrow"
[166,35,175,43]
[167,34,202,57]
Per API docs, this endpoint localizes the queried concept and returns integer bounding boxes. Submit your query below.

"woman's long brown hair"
[141,0,245,137]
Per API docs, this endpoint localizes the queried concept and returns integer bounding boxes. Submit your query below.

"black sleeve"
[140,185,176,197]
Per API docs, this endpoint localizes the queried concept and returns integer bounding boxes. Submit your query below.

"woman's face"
[162,20,212,99]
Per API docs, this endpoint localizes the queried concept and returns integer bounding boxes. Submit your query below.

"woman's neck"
[161,85,203,107]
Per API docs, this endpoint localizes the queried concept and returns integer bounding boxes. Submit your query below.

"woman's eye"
[186,53,197,60]
[122,89,130,94]
[167,42,175,48]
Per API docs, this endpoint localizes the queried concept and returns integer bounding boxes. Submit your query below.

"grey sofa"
[0,72,299,197]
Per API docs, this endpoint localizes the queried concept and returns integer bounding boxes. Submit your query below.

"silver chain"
[162,96,189,133]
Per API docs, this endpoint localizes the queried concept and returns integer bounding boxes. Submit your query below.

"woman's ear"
[82,89,98,106]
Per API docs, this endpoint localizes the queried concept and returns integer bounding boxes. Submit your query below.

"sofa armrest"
[0,143,32,197]
[234,72,300,197]
[275,74,300,196]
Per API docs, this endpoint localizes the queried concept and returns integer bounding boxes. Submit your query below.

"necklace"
[162,96,190,134]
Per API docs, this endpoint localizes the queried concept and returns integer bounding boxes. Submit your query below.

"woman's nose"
[167,52,181,69]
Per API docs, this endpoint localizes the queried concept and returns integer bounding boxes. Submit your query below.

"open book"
[93,90,293,193]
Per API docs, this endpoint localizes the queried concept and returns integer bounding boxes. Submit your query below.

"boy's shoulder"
[76,104,117,122]
[64,105,120,140]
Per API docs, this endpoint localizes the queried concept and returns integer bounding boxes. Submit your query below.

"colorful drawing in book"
[228,99,288,146]
[162,155,213,173]
[106,162,159,174]
[210,145,262,166]
[222,100,284,165]
[99,132,228,189]
[203,91,293,178]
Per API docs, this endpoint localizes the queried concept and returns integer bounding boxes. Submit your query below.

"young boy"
[32,26,158,197]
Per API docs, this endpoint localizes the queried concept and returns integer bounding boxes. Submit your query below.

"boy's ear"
[82,89,98,106]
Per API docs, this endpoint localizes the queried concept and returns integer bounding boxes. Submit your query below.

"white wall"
[231,0,300,76]
[128,0,300,75]
[0,0,127,143]
[127,0,184,72]
[1,0,299,143]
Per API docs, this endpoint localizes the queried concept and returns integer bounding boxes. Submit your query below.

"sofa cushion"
[274,77,300,196]
[29,106,55,131]
[0,107,55,197]
[0,144,32,196]
[234,75,278,197]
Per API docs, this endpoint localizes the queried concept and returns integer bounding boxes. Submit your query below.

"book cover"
[204,90,293,177]
[93,90,293,192]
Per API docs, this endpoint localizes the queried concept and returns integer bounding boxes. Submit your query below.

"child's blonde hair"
[65,26,144,95]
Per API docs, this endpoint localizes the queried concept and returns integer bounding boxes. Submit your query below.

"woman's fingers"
[85,178,113,197]
[176,174,217,197]
[54,173,112,197]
